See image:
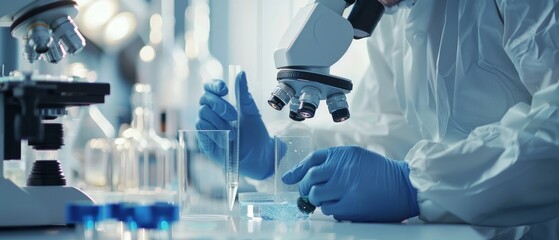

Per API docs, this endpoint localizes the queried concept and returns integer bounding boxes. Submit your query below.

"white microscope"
[0,0,110,227]
[269,0,385,122]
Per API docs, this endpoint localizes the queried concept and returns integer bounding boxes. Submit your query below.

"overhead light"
[139,45,155,62]
[150,30,162,44]
[82,0,118,30]
[150,14,163,29]
[149,14,163,44]
[104,12,136,44]
[185,32,199,59]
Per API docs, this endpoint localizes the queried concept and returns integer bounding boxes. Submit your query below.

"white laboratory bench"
[0,190,507,239]
[0,213,493,240]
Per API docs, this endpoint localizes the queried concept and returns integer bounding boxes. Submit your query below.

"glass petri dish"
[238,192,310,220]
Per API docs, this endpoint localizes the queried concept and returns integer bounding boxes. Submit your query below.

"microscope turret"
[269,0,384,122]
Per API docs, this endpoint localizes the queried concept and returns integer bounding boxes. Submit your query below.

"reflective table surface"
[0,210,492,240]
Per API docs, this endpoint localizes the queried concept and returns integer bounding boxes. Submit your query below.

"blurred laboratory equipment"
[122,83,178,192]
[83,139,112,189]
[178,130,231,220]
[82,137,139,192]
[181,0,223,129]
[60,63,115,187]
[268,0,384,122]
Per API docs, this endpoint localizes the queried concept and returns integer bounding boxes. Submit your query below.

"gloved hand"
[197,71,275,180]
[282,146,419,222]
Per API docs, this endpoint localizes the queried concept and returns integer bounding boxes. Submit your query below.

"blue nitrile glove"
[282,146,419,222]
[197,71,275,180]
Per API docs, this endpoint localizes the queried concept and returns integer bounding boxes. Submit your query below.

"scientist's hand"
[282,146,419,222]
[197,71,274,179]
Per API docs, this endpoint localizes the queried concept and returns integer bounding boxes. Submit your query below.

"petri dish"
[238,192,310,220]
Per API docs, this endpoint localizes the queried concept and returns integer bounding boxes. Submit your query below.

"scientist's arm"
[197,72,275,180]
[408,1,559,226]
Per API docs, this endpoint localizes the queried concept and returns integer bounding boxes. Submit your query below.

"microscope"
[0,0,110,226]
[269,0,384,122]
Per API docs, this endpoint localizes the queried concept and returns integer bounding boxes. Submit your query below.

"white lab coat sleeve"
[407,1,559,227]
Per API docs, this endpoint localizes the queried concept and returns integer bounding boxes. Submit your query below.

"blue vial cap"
[151,202,179,231]
[134,205,157,229]
[152,202,179,223]
[134,202,179,230]
[102,203,121,220]
[66,202,104,224]
[116,203,138,222]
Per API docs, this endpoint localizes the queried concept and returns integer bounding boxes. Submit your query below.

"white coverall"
[271,0,559,239]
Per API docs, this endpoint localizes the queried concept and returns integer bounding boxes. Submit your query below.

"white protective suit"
[271,0,559,239]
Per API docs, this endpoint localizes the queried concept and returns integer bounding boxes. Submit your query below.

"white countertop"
[0,214,490,240]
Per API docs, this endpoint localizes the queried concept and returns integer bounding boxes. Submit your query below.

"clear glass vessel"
[122,84,178,192]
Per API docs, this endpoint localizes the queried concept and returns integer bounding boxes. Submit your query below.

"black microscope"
[0,0,110,227]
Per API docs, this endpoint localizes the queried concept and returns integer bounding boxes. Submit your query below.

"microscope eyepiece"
[268,83,295,111]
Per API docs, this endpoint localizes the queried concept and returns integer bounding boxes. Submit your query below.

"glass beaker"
[178,130,231,220]
[274,135,312,193]
[83,138,113,189]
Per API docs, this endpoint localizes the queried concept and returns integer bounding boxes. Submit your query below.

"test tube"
[227,65,242,211]
[66,202,104,240]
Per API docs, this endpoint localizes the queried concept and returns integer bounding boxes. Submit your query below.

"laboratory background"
[1,0,557,239]
[0,0,369,189]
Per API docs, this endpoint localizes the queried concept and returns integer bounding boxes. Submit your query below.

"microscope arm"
[274,0,353,73]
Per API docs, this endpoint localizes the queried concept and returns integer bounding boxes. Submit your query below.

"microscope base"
[0,178,93,227]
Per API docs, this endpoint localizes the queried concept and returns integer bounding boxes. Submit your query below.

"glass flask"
[122,84,178,192]
[82,137,138,192]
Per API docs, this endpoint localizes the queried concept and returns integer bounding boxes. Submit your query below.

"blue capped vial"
[66,202,105,240]
[116,203,140,240]
[135,202,179,240]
